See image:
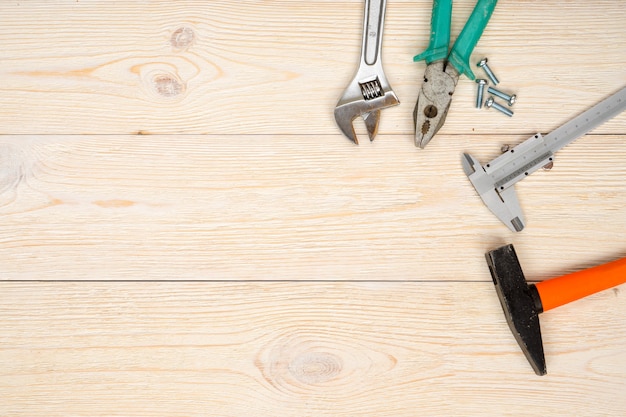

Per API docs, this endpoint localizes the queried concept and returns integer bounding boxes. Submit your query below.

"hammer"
[485,244,626,375]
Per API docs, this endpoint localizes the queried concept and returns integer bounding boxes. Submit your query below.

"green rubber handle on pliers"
[413,0,452,64]
[448,0,498,80]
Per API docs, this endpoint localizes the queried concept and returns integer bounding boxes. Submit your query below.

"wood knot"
[255,331,398,397]
[151,72,185,98]
[171,26,195,51]
[288,352,342,384]
[256,336,347,394]
[0,144,26,205]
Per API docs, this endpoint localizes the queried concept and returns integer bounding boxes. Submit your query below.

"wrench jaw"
[334,84,399,144]
[362,110,381,141]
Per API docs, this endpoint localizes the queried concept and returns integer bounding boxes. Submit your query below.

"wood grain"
[1,282,625,416]
[0,1,624,135]
[0,134,624,280]
[1,1,625,415]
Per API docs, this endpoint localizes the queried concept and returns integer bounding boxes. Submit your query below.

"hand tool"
[413,0,498,148]
[486,244,626,375]
[463,85,626,232]
[334,0,399,144]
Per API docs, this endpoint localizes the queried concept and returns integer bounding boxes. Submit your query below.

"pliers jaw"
[413,60,459,148]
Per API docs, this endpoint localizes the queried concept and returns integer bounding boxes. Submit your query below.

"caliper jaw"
[462,153,526,232]
[462,87,626,231]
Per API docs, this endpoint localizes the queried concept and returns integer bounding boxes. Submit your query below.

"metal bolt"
[488,86,516,106]
[475,79,487,109]
[477,58,499,85]
[485,96,514,117]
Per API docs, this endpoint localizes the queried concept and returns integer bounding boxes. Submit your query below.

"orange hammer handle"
[534,256,626,312]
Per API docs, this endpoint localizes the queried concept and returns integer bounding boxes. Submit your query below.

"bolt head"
[485,96,494,108]
[477,58,488,68]
[508,94,517,106]
[476,79,487,85]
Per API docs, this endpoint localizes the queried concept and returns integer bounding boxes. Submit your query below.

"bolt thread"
[476,85,485,109]
[482,65,499,85]
[488,86,511,101]
[491,100,514,117]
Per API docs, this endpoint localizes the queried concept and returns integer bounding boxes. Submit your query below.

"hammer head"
[485,244,547,375]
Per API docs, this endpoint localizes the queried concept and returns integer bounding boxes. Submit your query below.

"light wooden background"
[1,1,625,415]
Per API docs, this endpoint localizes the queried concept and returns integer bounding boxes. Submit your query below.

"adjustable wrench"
[334,0,399,144]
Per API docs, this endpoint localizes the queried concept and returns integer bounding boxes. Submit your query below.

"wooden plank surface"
[1,0,625,415]
[0,1,624,135]
[1,282,626,416]
[0,134,624,280]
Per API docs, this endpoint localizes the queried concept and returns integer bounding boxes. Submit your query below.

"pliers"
[334,0,400,144]
[413,0,498,148]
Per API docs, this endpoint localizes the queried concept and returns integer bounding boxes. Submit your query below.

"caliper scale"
[462,86,626,232]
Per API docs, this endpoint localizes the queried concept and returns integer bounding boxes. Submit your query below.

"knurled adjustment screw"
[485,96,514,117]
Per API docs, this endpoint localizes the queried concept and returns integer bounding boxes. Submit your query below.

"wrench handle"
[362,0,387,66]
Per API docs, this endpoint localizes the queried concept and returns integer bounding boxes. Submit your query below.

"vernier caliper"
[462,86,626,232]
